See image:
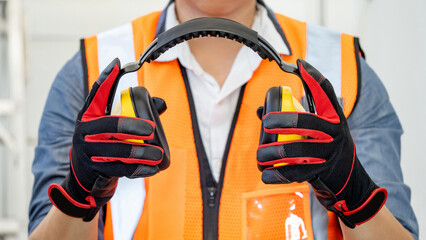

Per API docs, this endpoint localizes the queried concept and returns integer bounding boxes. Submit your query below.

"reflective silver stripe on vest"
[97,23,139,111]
[305,23,344,108]
[305,25,345,239]
[302,24,344,239]
[96,22,145,240]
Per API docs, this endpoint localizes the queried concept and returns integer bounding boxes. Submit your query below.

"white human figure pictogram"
[285,203,308,240]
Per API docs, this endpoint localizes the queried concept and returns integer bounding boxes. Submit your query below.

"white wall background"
[1,0,424,238]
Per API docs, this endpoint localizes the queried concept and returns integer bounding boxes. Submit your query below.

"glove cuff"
[48,183,93,219]
[333,187,387,228]
[48,174,117,221]
[334,157,388,228]
[310,174,387,228]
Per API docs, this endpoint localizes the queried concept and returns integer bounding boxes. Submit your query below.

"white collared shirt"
[156,3,290,181]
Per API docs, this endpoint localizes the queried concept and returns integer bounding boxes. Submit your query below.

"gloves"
[48,58,170,221]
[257,59,387,228]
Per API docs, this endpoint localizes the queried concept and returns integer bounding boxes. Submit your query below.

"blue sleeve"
[347,58,419,239]
[28,51,86,234]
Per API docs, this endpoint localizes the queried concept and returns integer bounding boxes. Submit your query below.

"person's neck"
[175,1,257,87]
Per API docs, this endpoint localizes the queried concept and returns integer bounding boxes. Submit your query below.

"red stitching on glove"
[336,140,356,196]
[318,75,325,84]
[70,148,91,193]
[278,146,286,158]
[131,165,144,178]
[272,169,287,182]
[118,118,124,133]
[292,112,297,128]
[129,146,137,158]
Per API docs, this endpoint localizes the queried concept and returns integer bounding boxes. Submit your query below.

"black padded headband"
[106,17,315,114]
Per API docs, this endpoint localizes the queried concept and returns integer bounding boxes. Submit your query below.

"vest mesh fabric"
[218,59,312,239]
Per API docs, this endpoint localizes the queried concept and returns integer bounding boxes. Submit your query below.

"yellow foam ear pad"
[274,86,307,167]
[119,88,144,144]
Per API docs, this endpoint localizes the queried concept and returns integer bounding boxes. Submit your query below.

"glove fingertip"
[296,59,341,122]
[80,59,122,121]
[297,59,322,81]
[262,169,291,184]
[256,106,264,120]
[128,165,159,178]
[95,58,121,86]
[152,97,167,115]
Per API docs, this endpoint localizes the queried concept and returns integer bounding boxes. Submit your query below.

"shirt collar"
[155,2,290,63]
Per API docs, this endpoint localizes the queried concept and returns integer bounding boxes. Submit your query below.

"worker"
[28,0,419,239]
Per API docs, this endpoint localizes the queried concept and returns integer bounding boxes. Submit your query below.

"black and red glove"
[48,58,170,221]
[257,59,387,228]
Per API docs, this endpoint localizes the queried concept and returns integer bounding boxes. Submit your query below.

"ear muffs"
[110,17,313,171]
[260,86,282,144]
[264,86,282,117]
[260,86,307,168]
[118,87,170,170]
[105,17,316,116]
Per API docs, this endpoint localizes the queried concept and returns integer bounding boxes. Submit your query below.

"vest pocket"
[242,184,313,240]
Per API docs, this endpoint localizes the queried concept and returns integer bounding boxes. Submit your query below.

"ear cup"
[264,86,283,114]
[262,86,282,143]
[129,87,170,170]
[258,86,282,168]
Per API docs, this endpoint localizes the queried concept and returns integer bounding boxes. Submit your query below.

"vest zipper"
[207,187,217,208]
[180,63,246,239]
[205,186,218,240]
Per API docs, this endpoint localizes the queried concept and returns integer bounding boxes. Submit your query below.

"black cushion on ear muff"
[129,87,170,171]
[258,86,281,150]
[264,86,282,114]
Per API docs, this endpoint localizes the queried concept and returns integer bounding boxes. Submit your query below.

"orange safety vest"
[82,8,361,240]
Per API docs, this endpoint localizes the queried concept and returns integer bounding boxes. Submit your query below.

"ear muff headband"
[106,17,315,115]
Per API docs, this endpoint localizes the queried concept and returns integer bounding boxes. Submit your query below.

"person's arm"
[29,208,98,240]
[341,58,419,239]
[340,206,413,239]
[28,52,98,239]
